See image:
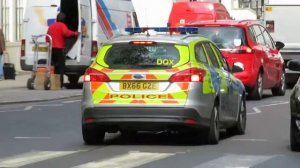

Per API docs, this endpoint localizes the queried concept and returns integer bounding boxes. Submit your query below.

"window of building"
[16,0,24,41]
[1,0,9,41]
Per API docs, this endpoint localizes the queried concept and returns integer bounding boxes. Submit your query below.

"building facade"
[0,0,25,72]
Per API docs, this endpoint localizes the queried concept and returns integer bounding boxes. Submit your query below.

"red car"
[187,20,286,100]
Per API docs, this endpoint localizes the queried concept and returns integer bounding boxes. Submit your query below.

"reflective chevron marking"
[0,150,80,168]
[193,154,274,168]
[73,151,174,168]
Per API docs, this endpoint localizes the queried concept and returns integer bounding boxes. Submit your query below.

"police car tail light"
[169,68,206,82]
[84,68,110,82]
[231,46,253,54]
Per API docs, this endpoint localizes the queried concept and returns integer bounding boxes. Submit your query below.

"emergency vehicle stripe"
[129,100,146,104]
[146,74,157,80]
[91,83,103,94]
[99,100,115,104]
[96,0,115,38]
[130,100,140,104]
[121,74,132,80]
[166,68,179,72]
[162,100,179,104]
[176,83,189,90]
[100,68,114,73]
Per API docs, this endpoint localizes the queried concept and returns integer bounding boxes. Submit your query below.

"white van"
[21,0,138,85]
[263,1,300,85]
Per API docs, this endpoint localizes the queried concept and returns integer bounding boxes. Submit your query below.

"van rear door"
[78,0,92,63]
[67,0,92,63]
[23,5,58,69]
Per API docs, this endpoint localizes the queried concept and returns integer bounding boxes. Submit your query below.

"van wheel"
[248,72,263,100]
[272,71,286,96]
[27,78,35,90]
[44,78,51,90]
[82,125,105,145]
[68,75,80,85]
[227,96,246,135]
[207,103,220,144]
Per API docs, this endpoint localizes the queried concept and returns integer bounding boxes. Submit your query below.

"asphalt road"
[0,89,300,168]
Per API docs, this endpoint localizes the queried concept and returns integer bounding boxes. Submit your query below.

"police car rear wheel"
[208,103,220,144]
[82,125,105,145]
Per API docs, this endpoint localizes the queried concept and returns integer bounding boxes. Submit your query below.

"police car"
[81,27,246,145]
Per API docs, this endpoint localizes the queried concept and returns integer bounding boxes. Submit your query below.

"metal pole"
[256,0,259,19]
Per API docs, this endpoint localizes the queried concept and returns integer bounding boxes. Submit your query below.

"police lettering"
[157,59,174,65]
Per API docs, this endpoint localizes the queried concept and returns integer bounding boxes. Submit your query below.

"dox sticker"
[157,59,174,66]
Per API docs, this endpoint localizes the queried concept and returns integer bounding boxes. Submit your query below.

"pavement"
[0,71,83,105]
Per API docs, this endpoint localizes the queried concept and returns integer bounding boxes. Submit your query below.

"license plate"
[32,46,48,52]
[120,82,159,90]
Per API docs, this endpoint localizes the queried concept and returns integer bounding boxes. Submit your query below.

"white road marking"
[24,106,33,111]
[193,154,274,168]
[0,150,80,168]
[62,100,81,103]
[14,137,50,139]
[34,104,63,107]
[73,151,174,168]
[231,138,268,142]
[250,107,261,114]
[259,102,288,107]
[249,101,289,115]
[0,104,64,113]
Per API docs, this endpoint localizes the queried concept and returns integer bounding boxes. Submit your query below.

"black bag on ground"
[3,63,16,80]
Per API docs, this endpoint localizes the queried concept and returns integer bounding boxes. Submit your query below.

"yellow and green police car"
[81,27,246,145]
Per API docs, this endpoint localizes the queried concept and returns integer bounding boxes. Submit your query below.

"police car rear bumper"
[82,107,210,131]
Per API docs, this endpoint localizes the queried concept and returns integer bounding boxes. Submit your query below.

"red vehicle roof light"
[84,68,110,82]
[130,41,156,45]
[169,68,206,82]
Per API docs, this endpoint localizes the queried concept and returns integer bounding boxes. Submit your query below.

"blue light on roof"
[125,27,198,34]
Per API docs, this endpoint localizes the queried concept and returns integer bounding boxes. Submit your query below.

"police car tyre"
[290,117,300,151]
[44,78,51,90]
[27,78,35,90]
[82,125,105,145]
[208,103,220,144]
[227,96,246,135]
[271,71,286,96]
[249,72,263,100]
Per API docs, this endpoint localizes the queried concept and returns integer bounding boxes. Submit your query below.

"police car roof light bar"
[125,27,198,34]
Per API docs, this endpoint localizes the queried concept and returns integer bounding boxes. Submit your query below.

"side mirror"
[232,62,244,73]
[287,59,300,71]
[275,41,285,50]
